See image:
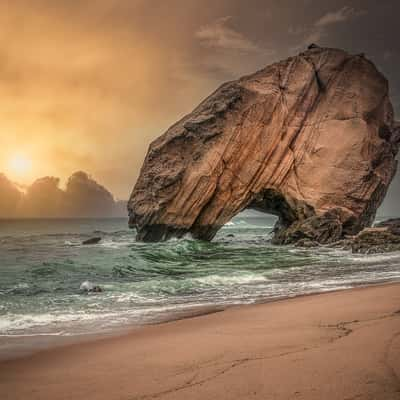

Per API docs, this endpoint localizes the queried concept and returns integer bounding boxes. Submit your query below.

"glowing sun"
[7,154,32,177]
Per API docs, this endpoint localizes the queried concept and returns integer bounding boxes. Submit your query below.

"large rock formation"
[128,46,400,243]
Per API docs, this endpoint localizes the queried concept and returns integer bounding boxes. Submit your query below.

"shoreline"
[2,282,400,399]
[1,279,399,362]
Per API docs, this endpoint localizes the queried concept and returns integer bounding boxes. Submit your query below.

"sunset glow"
[7,154,32,178]
[0,0,398,207]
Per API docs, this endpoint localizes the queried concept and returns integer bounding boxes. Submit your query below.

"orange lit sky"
[1,0,399,210]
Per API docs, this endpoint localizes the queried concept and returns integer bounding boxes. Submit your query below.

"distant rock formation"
[22,176,65,217]
[0,171,127,218]
[0,174,22,218]
[128,46,400,243]
[63,171,115,217]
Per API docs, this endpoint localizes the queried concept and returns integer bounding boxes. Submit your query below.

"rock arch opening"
[247,189,298,232]
[224,208,278,235]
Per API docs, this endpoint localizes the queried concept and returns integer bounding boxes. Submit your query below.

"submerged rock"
[128,46,400,243]
[82,237,101,245]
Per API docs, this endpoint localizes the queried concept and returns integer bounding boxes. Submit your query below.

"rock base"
[292,218,400,254]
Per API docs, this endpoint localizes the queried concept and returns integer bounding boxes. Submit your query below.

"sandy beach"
[1,283,400,400]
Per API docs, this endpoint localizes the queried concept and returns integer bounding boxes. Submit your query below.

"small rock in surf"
[82,237,101,245]
[80,281,103,293]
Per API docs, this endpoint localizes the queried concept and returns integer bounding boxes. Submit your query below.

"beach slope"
[1,283,400,400]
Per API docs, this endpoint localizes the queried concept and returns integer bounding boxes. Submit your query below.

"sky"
[0,0,399,214]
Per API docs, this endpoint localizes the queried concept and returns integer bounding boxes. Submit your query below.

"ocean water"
[1,214,400,348]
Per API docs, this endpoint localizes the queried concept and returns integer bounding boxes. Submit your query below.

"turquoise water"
[1,215,400,340]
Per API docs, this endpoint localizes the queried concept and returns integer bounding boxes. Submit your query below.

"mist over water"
[1,214,400,345]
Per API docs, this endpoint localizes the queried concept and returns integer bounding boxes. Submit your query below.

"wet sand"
[1,283,400,400]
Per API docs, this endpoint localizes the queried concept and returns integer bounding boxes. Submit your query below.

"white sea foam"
[64,240,78,246]
[192,273,268,286]
[347,251,400,263]
[0,310,126,335]
[98,240,132,249]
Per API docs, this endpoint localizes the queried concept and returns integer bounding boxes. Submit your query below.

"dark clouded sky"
[0,0,399,213]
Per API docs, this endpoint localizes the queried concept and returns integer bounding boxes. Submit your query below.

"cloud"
[383,50,396,61]
[196,16,262,52]
[315,6,366,27]
[293,5,366,50]
[194,15,276,80]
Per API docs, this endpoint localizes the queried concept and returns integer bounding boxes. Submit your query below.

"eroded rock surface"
[128,46,400,243]
[351,224,400,254]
